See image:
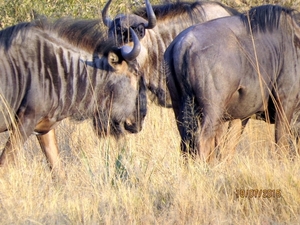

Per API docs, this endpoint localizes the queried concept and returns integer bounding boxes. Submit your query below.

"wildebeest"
[164,4,300,161]
[102,0,240,107]
[0,18,147,177]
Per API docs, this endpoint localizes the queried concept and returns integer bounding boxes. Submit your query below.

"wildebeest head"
[102,0,156,45]
[92,27,147,138]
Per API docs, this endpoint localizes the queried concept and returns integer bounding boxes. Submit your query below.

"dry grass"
[0,104,299,224]
[0,0,300,224]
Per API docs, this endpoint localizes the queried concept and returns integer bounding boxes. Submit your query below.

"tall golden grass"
[0,104,299,224]
[0,0,300,224]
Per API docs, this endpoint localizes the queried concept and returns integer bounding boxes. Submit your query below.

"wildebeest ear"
[108,50,127,71]
[108,51,120,67]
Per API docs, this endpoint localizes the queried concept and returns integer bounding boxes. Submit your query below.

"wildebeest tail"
[164,40,199,155]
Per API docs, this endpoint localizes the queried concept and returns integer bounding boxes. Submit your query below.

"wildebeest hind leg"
[198,110,223,162]
[215,119,243,161]
[37,129,66,180]
[0,133,22,166]
[0,119,34,167]
[198,125,217,162]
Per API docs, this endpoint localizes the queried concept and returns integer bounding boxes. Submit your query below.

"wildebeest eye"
[134,24,146,39]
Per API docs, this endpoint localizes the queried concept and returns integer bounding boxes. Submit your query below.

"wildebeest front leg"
[37,129,66,180]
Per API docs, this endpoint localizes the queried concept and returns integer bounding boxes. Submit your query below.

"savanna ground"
[0,0,300,224]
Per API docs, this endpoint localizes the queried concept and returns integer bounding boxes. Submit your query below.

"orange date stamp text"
[235,189,281,199]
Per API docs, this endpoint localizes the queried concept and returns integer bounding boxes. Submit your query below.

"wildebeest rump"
[102,0,240,107]
[0,18,147,176]
[164,5,300,161]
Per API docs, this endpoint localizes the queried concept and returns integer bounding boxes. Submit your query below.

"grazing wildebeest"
[102,0,240,107]
[164,4,300,161]
[0,18,147,177]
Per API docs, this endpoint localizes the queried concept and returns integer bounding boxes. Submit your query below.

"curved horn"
[144,0,156,29]
[121,28,141,61]
[102,0,113,27]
